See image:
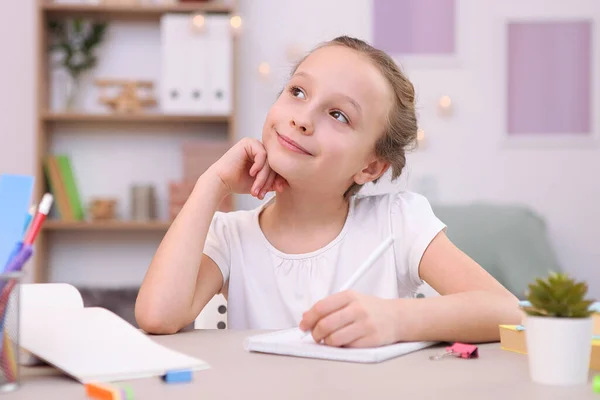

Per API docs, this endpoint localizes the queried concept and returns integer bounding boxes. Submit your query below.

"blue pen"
[22,205,36,236]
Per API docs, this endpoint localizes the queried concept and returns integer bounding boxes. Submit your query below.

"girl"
[135,36,522,347]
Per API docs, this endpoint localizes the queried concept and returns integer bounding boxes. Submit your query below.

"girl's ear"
[353,159,390,185]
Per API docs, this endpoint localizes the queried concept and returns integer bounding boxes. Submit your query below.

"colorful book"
[44,156,73,220]
[55,155,84,221]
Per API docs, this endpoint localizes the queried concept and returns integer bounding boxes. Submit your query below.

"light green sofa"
[431,203,562,299]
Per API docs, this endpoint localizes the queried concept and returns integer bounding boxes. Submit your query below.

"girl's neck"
[259,187,351,254]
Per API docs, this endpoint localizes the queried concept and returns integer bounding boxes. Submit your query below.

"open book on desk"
[244,328,437,363]
[9,283,210,383]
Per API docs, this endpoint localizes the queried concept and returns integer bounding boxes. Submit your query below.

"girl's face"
[262,45,393,196]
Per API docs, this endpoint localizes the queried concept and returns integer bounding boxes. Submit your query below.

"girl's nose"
[290,116,314,135]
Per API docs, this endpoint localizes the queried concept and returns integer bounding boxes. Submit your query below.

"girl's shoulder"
[352,191,444,236]
[208,206,260,233]
[353,190,435,216]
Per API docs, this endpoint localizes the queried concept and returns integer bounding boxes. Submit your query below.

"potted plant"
[522,272,595,385]
[48,18,108,111]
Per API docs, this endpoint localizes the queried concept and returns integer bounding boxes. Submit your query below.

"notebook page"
[244,328,437,363]
[6,283,85,366]
[21,307,210,383]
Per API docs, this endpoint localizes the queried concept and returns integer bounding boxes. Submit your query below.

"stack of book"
[43,154,84,221]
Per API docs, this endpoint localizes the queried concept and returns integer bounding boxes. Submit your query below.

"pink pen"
[23,193,53,246]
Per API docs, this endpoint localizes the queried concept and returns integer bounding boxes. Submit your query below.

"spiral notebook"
[244,328,437,363]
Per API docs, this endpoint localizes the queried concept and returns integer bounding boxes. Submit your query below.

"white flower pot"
[525,316,593,385]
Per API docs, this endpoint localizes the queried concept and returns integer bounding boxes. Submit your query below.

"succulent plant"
[523,272,595,318]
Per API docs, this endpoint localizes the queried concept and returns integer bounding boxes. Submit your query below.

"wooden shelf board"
[43,220,171,231]
[43,112,231,124]
[42,2,234,18]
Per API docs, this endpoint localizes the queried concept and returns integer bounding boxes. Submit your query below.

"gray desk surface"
[7,330,598,399]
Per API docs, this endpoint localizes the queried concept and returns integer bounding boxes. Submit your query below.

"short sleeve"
[203,212,231,290]
[391,192,446,290]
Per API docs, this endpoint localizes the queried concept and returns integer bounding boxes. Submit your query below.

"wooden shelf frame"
[42,112,232,124]
[34,0,239,282]
[42,1,235,19]
[43,220,172,232]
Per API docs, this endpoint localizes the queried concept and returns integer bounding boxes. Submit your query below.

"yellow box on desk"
[499,317,600,371]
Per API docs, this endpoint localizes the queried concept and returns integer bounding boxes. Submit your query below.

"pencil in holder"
[0,272,22,393]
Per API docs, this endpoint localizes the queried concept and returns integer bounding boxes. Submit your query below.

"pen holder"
[0,272,22,393]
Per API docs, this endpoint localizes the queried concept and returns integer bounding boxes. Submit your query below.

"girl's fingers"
[252,162,271,197]
[261,170,276,198]
[310,302,357,344]
[300,291,355,332]
[344,332,380,348]
[248,147,267,177]
[323,321,366,348]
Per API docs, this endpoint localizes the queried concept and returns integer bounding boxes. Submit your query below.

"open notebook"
[5,283,210,383]
[244,328,437,363]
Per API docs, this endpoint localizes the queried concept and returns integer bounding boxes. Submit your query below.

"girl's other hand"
[209,137,288,199]
[299,291,403,348]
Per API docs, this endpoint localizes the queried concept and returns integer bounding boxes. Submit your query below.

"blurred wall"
[0,0,36,176]
[0,0,598,297]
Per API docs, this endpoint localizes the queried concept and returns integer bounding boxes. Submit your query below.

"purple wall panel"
[373,0,455,54]
[507,21,591,135]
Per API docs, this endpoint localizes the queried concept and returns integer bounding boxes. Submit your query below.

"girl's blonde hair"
[290,36,418,197]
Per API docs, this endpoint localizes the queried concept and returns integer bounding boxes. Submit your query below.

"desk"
[10,330,598,399]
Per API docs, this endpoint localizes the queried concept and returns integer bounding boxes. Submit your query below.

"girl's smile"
[276,132,313,156]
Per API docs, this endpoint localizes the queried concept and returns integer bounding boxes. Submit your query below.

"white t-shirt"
[203,191,446,329]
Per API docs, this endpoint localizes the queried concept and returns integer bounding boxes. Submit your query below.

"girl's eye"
[330,110,349,124]
[290,86,306,99]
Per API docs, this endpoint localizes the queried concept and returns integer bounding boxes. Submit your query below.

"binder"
[160,14,233,115]
[160,14,191,114]
[205,15,233,115]
[186,18,210,114]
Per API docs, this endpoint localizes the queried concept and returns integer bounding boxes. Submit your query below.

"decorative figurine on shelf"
[48,18,108,111]
[522,272,596,386]
[88,198,117,221]
[95,79,158,114]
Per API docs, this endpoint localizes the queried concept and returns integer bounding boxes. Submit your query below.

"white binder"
[160,14,233,115]
[187,18,210,114]
[160,14,192,114]
[205,15,233,115]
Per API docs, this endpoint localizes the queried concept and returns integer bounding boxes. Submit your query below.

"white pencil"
[338,235,395,292]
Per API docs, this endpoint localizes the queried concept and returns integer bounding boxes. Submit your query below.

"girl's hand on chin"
[209,137,288,199]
